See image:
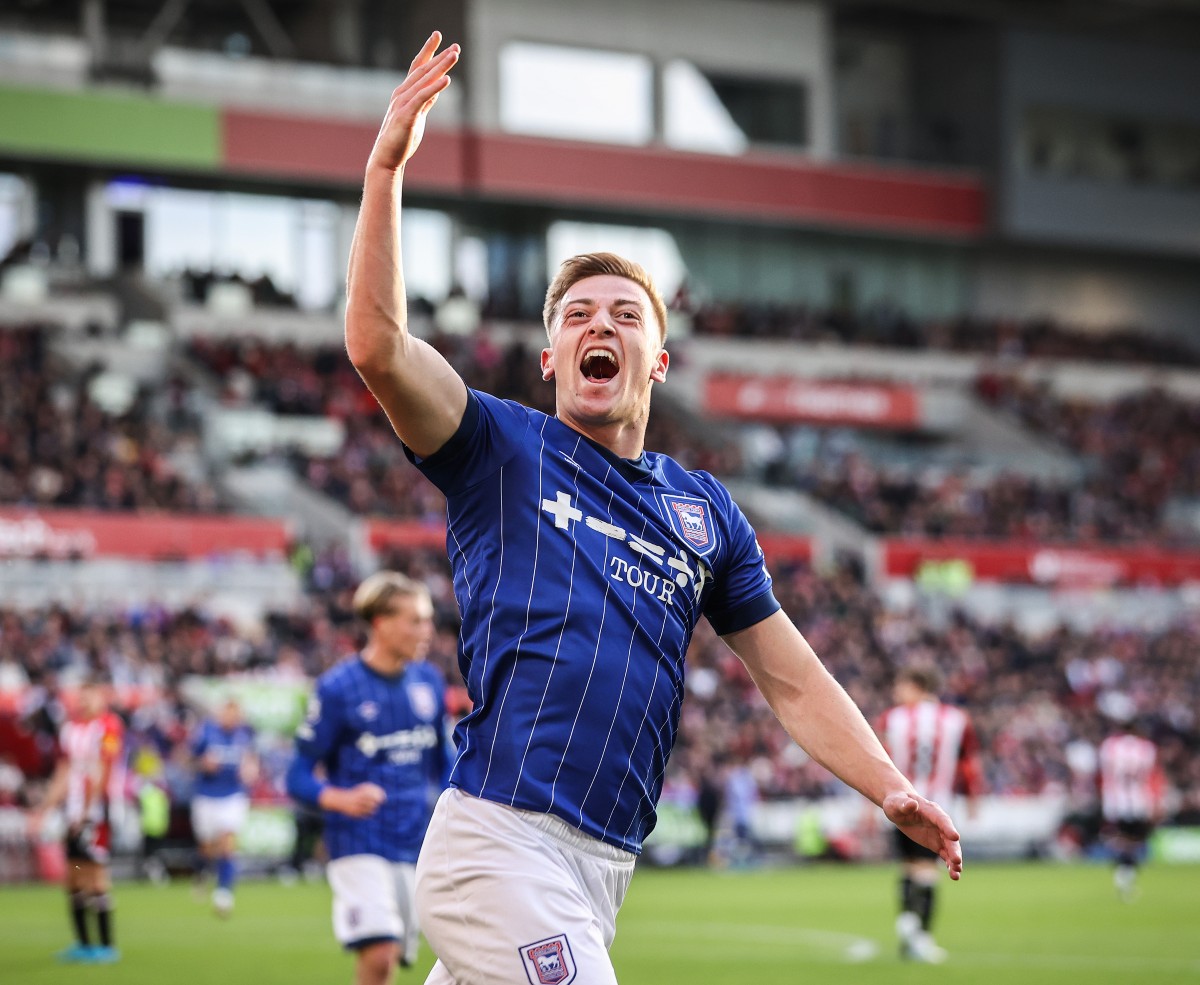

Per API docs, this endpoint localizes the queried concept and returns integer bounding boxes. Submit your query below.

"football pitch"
[2,861,1198,984]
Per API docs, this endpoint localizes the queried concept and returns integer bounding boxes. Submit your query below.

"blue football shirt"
[407,389,779,853]
[293,657,451,863]
[192,721,255,799]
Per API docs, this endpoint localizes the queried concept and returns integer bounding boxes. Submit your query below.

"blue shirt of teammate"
[407,389,779,854]
[287,657,451,863]
[192,720,255,799]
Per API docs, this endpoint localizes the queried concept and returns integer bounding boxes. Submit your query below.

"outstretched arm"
[722,610,963,879]
[345,31,468,458]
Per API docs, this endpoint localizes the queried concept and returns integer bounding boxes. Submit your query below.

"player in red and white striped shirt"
[876,667,983,963]
[1098,720,1163,902]
[35,678,126,964]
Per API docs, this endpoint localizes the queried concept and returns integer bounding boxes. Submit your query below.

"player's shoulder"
[316,654,367,694]
[648,454,736,505]
[407,659,447,687]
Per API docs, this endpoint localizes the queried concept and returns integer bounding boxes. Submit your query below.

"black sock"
[915,884,935,931]
[92,894,114,948]
[70,893,91,947]
[899,875,915,914]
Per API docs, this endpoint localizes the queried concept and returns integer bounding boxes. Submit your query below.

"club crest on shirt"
[406,683,438,722]
[356,701,378,722]
[661,494,716,558]
[519,935,575,985]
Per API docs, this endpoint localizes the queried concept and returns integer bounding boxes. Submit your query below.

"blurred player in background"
[876,667,983,963]
[1098,717,1163,902]
[346,32,964,985]
[34,677,125,964]
[287,572,451,985]
[190,697,257,917]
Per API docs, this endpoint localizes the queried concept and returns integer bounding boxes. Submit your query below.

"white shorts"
[416,788,636,985]
[328,854,420,958]
[191,793,249,844]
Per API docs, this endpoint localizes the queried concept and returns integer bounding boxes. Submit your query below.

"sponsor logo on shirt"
[355,724,439,764]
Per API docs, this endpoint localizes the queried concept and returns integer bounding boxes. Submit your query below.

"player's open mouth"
[581,347,619,383]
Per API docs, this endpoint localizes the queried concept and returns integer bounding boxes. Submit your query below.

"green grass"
[1,862,1198,984]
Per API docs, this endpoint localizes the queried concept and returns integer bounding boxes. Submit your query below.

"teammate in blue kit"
[346,33,964,985]
[287,572,451,985]
[190,698,257,917]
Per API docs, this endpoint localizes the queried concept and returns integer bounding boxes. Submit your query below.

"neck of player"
[362,642,409,677]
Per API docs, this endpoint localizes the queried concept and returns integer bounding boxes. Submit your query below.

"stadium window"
[499,42,653,145]
[546,221,687,300]
[401,209,454,305]
[0,174,33,260]
[662,60,749,155]
[701,72,810,151]
[664,66,809,153]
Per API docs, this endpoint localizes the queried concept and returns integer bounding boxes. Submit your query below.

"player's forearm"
[726,613,916,808]
[285,755,326,808]
[774,659,915,808]
[345,165,411,375]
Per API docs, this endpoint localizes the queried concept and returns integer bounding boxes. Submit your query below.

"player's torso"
[883,701,967,802]
[323,663,442,859]
[329,665,441,791]
[444,413,733,846]
[62,715,122,820]
[1099,736,1156,818]
[196,725,253,796]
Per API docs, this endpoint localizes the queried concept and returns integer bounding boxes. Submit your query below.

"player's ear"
[540,347,555,381]
[650,348,668,384]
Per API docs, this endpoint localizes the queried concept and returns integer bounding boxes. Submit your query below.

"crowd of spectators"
[3,548,1198,859]
[187,331,739,517]
[681,296,1200,368]
[753,380,1200,545]
[0,326,224,513]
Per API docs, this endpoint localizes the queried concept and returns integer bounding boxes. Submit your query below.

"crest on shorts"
[406,683,438,721]
[519,934,576,985]
[660,494,716,558]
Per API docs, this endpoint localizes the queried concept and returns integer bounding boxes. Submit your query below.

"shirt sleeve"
[293,678,343,763]
[403,388,531,494]
[701,478,781,636]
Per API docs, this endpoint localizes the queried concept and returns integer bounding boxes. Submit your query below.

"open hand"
[883,791,963,880]
[367,32,460,173]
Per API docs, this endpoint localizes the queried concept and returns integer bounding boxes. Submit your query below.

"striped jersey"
[878,698,981,803]
[59,712,125,826]
[191,720,256,798]
[294,656,451,862]
[407,389,779,854]
[1098,733,1161,822]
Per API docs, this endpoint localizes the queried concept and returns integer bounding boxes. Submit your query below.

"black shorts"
[1107,819,1153,843]
[893,826,940,863]
[64,821,111,864]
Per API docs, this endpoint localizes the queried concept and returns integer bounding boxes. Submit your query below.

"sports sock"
[69,892,91,946]
[217,856,236,891]
[899,875,915,914]
[91,893,114,947]
[915,884,936,931]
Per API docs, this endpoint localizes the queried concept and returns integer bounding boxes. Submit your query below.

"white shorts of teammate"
[416,788,636,985]
[327,854,420,960]
[190,793,250,844]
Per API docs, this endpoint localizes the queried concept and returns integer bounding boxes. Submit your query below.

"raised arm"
[345,32,468,458]
[722,609,963,879]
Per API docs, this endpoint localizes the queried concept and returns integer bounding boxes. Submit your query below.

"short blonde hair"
[543,252,668,344]
[352,571,430,623]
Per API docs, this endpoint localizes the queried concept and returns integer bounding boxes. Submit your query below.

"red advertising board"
[365,519,452,553]
[704,373,922,428]
[0,509,291,560]
[883,538,1200,587]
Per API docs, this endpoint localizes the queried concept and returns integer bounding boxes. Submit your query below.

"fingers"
[409,31,443,74]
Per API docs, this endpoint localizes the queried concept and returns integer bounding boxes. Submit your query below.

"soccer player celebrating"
[35,677,125,964]
[1098,716,1163,902]
[190,697,258,917]
[876,667,983,963]
[344,32,965,985]
[287,572,451,984]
